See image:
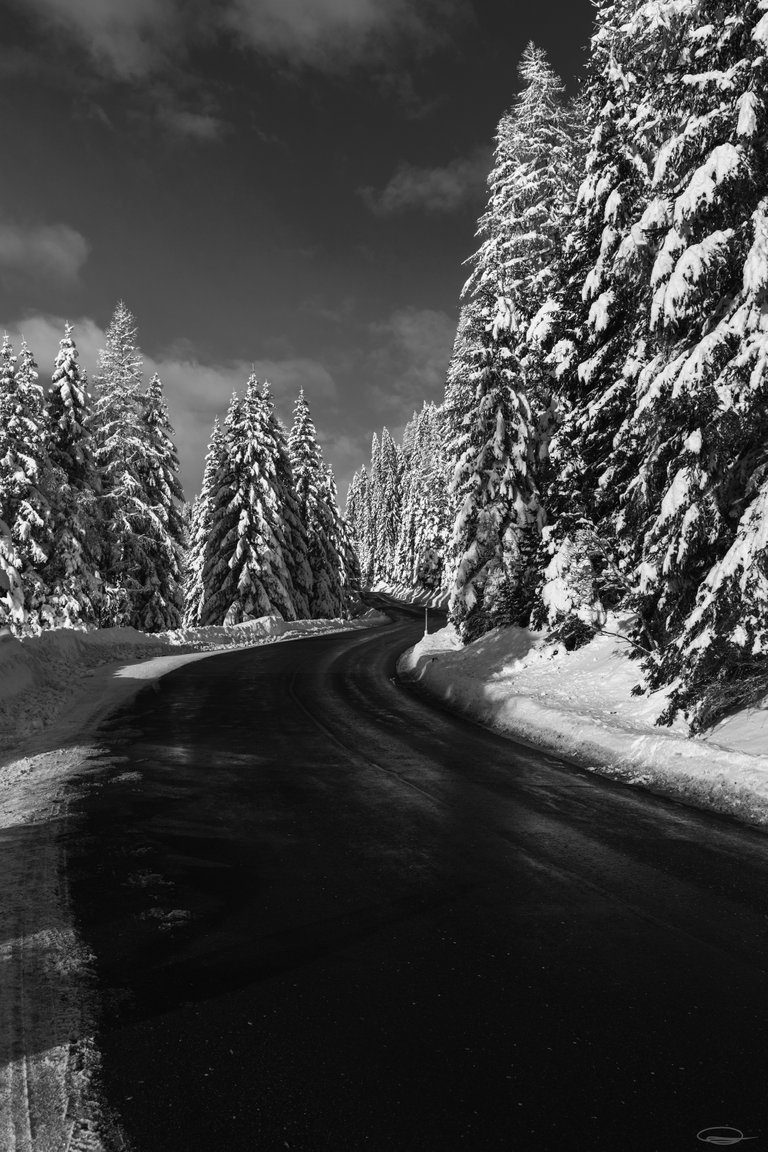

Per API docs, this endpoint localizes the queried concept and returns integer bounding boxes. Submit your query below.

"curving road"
[66,599,768,1151]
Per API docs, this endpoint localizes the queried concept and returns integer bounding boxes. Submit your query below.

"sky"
[0,0,595,501]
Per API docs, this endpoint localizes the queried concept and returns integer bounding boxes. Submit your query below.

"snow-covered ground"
[0,608,387,1152]
[399,613,768,829]
[0,610,387,763]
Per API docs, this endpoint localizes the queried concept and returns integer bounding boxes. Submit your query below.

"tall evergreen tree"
[322,464,361,608]
[288,390,346,617]
[199,394,243,626]
[344,467,372,588]
[263,383,313,619]
[133,373,185,631]
[90,301,152,627]
[528,0,686,635]
[0,518,24,627]
[184,417,225,627]
[200,379,307,625]
[441,46,584,640]
[371,427,401,585]
[43,323,102,625]
[0,335,51,625]
[618,0,768,725]
[367,432,383,585]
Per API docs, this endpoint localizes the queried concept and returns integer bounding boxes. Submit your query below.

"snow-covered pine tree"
[199,394,242,626]
[367,432,383,585]
[262,383,312,619]
[90,301,152,627]
[133,373,185,631]
[392,411,420,588]
[445,294,540,641]
[371,427,401,586]
[184,416,225,627]
[393,403,452,593]
[0,518,24,627]
[0,335,51,627]
[43,323,102,626]
[344,467,372,588]
[321,464,361,608]
[618,0,768,726]
[470,43,577,376]
[412,403,452,592]
[200,379,306,625]
[443,44,583,640]
[528,0,688,637]
[288,389,346,617]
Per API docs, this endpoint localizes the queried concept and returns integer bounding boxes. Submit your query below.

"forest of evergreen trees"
[345,6,768,733]
[0,302,359,636]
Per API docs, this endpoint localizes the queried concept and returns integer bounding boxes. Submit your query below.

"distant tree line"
[0,302,359,634]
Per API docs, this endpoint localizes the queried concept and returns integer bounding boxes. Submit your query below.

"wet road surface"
[66,601,768,1150]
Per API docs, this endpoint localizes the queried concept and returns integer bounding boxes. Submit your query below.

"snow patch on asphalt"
[0,608,388,1151]
[399,616,768,828]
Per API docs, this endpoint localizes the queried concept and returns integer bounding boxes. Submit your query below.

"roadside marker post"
[424,606,428,636]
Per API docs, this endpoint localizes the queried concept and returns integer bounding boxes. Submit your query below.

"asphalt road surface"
[65,598,768,1151]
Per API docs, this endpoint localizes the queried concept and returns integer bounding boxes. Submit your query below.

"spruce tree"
[367,432,383,585]
[0,335,51,626]
[0,518,24,627]
[199,394,243,626]
[527,0,687,636]
[263,383,313,618]
[345,467,372,588]
[43,323,102,626]
[622,0,768,725]
[200,379,307,625]
[321,464,361,609]
[371,428,401,586]
[133,373,185,631]
[90,302,152,627]
[184,417,225,627]
[288,390,345,617]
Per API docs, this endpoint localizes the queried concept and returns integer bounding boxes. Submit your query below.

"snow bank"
[0,611,389,760]
[399,616,768,828]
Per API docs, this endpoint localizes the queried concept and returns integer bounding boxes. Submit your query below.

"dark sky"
[0,0,595,499]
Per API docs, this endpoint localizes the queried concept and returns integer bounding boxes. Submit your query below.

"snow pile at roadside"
[159,609,387,651]
[0,625,167,753]
[399,615,768,826]
[0,609,389,758]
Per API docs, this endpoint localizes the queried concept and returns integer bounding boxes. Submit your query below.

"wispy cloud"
[156,105,228,141]
[366,305,456,413]
[20,0,181,80]
[226,0,434,70]
[0,218,90,285]
[361,147,490,215]
[17,0,462,80]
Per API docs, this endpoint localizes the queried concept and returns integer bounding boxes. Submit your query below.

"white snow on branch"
[673,144,745,226]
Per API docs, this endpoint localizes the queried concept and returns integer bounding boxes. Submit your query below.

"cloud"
[156,106,228,141]
[20,0,181,79]
[18,0,461,80]
[227,0,425,69]
[366,305,456,413]
[0,218,90,285]
[361,147,490,215]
